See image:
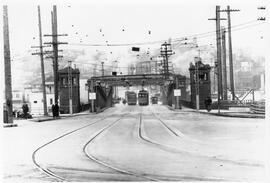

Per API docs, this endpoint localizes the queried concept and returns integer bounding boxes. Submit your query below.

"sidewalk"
[166,105,265,119]
[28,106,111,122]
[29,110,90,122]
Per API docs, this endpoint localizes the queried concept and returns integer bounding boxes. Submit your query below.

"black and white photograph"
[1,0,269,182]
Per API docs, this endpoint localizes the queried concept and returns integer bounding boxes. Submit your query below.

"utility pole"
[209,5,226,113]
[221,27,228,100]
[195,57,200,111]
[175,76,179,109]
[101,61,104,76]
[3,5,16,126]
[220,6,240,100]
[160,42,173,79]
[44,5,67,107]
[90,80,95,113]
[68,61,73,115]
[93,64,97,76]
[38,6,48,115]
[52,6,59,105]
[32,6,48,116]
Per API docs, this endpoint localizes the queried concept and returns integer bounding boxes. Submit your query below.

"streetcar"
[138,90,149,106]
[125,91,137,105]
[151,96,158,104]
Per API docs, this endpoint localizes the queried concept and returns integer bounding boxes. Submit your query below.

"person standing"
[54,102,59,118]
[204,96,212,112]
[52,104,55,118]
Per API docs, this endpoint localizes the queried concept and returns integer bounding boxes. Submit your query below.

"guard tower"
[189,58,211,109]
[58,67,80,113]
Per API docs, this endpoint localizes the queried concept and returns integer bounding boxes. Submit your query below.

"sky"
[1,0,267,56]
[0,0,268,90]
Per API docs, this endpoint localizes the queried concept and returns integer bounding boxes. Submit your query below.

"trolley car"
[125,91,137,105]
[138,90,149,106]
[151,96,158,104]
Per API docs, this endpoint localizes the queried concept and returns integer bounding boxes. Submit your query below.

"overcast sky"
[1,0,267,58]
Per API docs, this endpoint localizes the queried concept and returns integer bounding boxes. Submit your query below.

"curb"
[207,112,265,119]
[166,105,193,112]
[30,112,91,122]
[96,106,111,114]
[166,105,265,119]
[3,123,18,128]
[30,107,111,122]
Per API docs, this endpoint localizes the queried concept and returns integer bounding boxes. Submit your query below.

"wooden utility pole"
[216,6,223,103]
[68,61,73,115]
[209,6,226,113]
[44,5,67,108]
[220,6,240,100]
[195,57,200,111]
[52,6,59,105]
[227,6,238,100]
[221,27,228,100]
[3,5,15,125]
[90,80,95,113]
[101,61,104,76]
[31,7,52,115]
[38,6,48,115]
[175,76,180,109]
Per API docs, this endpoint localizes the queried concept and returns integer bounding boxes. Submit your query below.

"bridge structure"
[86,73,188,112]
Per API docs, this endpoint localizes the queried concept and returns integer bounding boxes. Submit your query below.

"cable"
[68,19,259,47]
[173,21,265,49]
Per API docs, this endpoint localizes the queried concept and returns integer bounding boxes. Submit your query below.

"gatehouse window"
[73,77,77,85]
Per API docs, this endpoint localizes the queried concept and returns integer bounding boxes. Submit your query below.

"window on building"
[73,77,77,85]
[49,86,52,93]
[50,98,53,105]
[34,101,37,103]
[16,94,20,98]
[199,73,208,81]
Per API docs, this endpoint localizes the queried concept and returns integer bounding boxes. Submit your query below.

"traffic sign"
[89,92,96,100]
[174,89,181,96]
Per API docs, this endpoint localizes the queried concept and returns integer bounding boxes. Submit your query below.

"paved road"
[2,104,266,182]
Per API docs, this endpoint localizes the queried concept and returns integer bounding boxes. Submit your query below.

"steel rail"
[148,111,263,168]
[138,112,235,182]
[83,113,159,181]
[32,116,109,182]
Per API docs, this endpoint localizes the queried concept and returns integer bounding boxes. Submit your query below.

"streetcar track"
[151,112,264,167]
[138,112,239,182]
[31,106,262,182]
[32,115,111,182]
[83,113,159,181]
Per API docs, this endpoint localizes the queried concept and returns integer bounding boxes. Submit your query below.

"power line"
[67,19,259,47]
[196,21,265,39]
[68,21,264,70]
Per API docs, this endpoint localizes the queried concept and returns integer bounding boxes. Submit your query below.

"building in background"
[135,61,158,75]
[12,90,24,112]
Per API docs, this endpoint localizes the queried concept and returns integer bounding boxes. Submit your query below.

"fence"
[250,102,265,114]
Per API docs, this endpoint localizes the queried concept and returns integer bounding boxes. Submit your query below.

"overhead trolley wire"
[68,19,261,47]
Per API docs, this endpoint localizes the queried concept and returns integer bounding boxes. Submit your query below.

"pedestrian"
[52,104,55,118]
[22,103,29,119]
[55,102,59,118]
[204,96,212,112]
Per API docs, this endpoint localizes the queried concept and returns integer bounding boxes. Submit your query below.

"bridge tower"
[58,67,80,113]
[189,58,211,109]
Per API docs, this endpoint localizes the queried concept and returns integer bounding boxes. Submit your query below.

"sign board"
[89,92,96,100]
[132,47,140,51]
[174,89,181,96]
